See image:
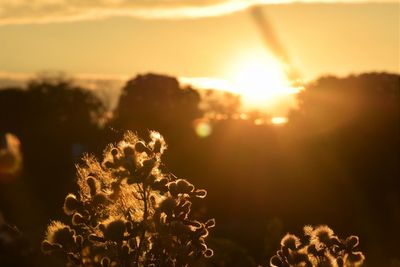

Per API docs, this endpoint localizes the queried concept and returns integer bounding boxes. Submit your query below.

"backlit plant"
[42,131,214,267]
[270,225,365,267]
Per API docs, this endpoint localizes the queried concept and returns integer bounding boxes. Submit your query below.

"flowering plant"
[42,131,214,267]
[270,225,364,267]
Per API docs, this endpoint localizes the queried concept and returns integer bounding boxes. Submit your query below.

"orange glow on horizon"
[181,51,302,121]
[226,53,300,110]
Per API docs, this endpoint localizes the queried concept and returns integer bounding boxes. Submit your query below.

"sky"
[0,1,398,82]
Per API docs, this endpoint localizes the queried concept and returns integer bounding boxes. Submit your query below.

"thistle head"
[344,251,365,266]
[311,225,334,246]
[45,221,75,247]
[100,218,127,243]
[280,233,301,250]
[63,193,79,215]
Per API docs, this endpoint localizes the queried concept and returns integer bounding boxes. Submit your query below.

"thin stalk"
[135,183,148,266]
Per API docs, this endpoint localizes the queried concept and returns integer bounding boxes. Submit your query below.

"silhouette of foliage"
[42,131,214,266]
[112,74,202,139]
[25,77,106,140]
[0,72,398,267]
[291,73,400,133]
[270,225,364,267]
[199,89,241,119]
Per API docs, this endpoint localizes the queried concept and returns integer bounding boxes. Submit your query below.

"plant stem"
[135,183,147,266]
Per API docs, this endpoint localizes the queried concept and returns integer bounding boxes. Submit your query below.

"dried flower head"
[280,234,301,250]
[42,131,214,266]
[63,193,79,215]
[310,225,334,246]
[45,221,75,247]
[270,225,365,267]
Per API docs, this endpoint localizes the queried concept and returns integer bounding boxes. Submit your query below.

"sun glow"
[180,52,302,122]
[226,53,300,112]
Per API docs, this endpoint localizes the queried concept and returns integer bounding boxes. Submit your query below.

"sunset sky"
[0,1,398,82]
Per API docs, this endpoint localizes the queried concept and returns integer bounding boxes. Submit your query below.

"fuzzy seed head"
[303,225,314,236]
[345,251,365,266]
[205,218,216,228]
[134,142,148,153]
[72,213,85,225]
[110,148,119,157]
[311,225,334,245]
[86,176,98,196]
[281,233,301,250]
[204,248,214,258]
[149,131,166,154]
[194,189,207,198]
[345,235,359,249]
[63,194,79,215]
[270,255,282,267]
[123,145,135,156]
[158,197,176,215]
[101,219,126,243]
[46,221,75,247]
[176,179,194,194]
[168,182,178,197]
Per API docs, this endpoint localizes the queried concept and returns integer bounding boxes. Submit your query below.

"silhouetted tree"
[0,78,107,267]
[25,78,106,142]
[112,74,202,142]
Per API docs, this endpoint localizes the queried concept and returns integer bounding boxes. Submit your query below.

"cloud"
[0,0,395,25]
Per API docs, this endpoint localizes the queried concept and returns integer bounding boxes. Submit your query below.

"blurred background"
[0,1,399,266]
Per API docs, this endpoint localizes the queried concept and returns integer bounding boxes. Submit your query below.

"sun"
[179,52,301,124]
[227,53,299,113]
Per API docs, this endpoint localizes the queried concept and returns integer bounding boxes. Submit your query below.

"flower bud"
[86,176,97,196]
[103,161,114,169]
[270,255,282,267]
[184,220,201,228]
[176,179,194,194]
[110,148,119,157]
[281,234,300,250]
[204,248,213,258]
[168,182,178,197]
[153,140,162,153]
[158,197,176,216]
[345,252,365,264]
[101,219,126,243]
[345,235,359,249]
[72,213,85,225]
[123,145,135,156]
[135,142,150,154]
[46,222,75,247]
[205,218,216,228]
[63,194,79,215]
[194,189,207,198]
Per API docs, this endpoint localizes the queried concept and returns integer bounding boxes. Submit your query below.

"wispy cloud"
[0,0,395,25]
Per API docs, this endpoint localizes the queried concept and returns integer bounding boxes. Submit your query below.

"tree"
[112,74,202,141]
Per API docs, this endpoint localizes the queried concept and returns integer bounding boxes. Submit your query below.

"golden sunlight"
[226,53,299,111]
[181,52,301,122]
